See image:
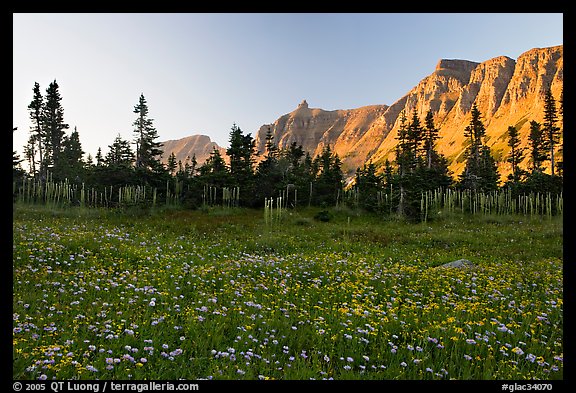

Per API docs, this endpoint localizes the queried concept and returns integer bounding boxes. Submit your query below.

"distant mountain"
[160,135,226,167]
[161,45,563,182]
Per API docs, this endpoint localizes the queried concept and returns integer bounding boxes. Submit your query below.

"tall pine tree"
[27,82,45,178]
[528,120,546,173]
[43,80,69,178]
[542,87,560,176]
[59,126,85,181]
[133,94,164,173]
[506,125,525,183]
[458,103,499,192]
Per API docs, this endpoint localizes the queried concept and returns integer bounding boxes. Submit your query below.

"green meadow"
[12,205,563,380]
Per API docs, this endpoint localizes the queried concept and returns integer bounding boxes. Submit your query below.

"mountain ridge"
[161,44,563,182]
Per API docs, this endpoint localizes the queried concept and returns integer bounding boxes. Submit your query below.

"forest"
[13,80,563,220]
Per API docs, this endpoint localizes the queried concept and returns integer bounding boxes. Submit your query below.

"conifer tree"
[27,82,45,178]
[59,126,85,181]
[458,103,499,192]
[167,152,177,176]
[43,80,69,175]
[312,145,343,206]
[133,94,163,172]
[423,109,440,169]
[105,134,135,168]
[354,162,383,212]
[406,109,424,170]
[506,125,525,183]
[13,127,25,182]
[528,120,546,173]
[95,148,104,167]
[199,147,231,190]
[542,88,560,176]
[226,123,257,206]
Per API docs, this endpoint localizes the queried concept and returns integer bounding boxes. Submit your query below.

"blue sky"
[13,13,563,162]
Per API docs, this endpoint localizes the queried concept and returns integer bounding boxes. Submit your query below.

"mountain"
[367,45,563,179]
[161,45,563,182]
[160,135,226,167]
[254,100,388,170]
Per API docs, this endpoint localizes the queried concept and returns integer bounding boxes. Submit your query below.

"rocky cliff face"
[368,45,563,179]
[260,45,562,180]
[161,45,562,182]
[254,100,388,173]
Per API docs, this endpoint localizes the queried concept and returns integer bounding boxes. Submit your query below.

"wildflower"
[464,355,472,361]
[512,347,524,356]
[526,354,536,363]
[346,357,354,363]
[400,362,407,367]
[466,339,477,345]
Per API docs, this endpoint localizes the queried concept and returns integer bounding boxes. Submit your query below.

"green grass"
[13,204,563,380]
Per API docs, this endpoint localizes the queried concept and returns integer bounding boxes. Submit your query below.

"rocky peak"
[298,99,309,109]
[434,59,479,83]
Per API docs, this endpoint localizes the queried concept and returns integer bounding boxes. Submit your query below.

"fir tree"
[27,82,45,178]
[354,162,383,212]
[312,145,343,206]
[458,103,499,192]
[542,88,560,176]
[133,94,163,172]
[406,109,425,170]
[423,109,440,169]
[226,124,257,206]
[95,148,104,167]
[105,134,135,168]
[13,127,25,182]
[59,126,85,181]
[506,125,525,183]
[528,120,546,173]
[43,80,69,174]
[264,127,277,158]
[199,147,231,189]
[167,152,177,176]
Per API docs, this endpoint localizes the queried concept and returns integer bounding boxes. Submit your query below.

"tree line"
[13,80,562,219]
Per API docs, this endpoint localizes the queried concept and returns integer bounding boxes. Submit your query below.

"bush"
[314,210,332,222]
